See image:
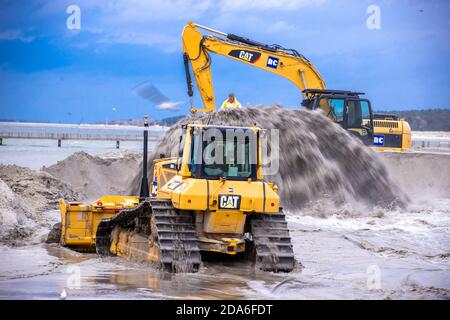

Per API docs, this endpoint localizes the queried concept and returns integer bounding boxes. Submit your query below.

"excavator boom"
[182,22,325,112]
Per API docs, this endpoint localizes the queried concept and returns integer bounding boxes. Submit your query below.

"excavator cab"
[302,89,374,145]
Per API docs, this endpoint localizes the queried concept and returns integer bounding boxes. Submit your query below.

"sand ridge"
[42,150,141,200]
[0,164,82,244]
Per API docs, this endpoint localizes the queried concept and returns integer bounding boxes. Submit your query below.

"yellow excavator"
[51,119,296,273]
[182,22,411,151]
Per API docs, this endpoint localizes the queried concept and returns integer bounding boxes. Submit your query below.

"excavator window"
[360,101,371,120]
[318,97,344,124]
[346,99,371,129]
[330,99,344,123]
[346,100,363,128]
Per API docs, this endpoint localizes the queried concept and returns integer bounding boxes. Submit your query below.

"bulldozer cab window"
[203,137,254,179]
[189,128,257,180]
[189,131,202,174]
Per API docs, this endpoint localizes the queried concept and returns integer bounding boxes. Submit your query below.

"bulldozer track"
[95,201,149,256]
[150,199,201,272]
[250,211,296,272]
[95,199,201,273]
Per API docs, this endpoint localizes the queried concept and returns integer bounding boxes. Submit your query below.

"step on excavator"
[50,119,296,273]
[182,22,411,151]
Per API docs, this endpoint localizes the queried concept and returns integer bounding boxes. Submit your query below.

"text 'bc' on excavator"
[50,119,296,273]
[182,22,411,151]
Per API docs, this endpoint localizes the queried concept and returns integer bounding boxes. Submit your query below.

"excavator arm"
[182,22,326,112]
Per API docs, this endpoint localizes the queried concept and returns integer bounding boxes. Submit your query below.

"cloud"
[267,21,295,33]
[97,31,179,51]
[31,0,326,50]
[3,0,324,51]
[0,29,35,43]
[219,0,326,12]
[66,0,214,50]
[87,0,212,23]
[156,101,182,111]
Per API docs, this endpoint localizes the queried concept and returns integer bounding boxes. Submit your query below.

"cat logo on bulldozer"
[218,194,241,209]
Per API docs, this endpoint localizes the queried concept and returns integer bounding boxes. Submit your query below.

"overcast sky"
[0,0,449,123]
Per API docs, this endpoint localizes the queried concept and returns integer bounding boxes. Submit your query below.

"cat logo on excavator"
[228,49,261,63]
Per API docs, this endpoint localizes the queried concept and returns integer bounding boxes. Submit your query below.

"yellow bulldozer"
[182,22,411,151]
[51,122,296,273]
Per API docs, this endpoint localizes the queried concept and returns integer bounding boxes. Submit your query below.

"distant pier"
[0,131,160,148]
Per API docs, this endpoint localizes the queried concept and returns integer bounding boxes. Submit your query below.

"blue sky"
[0,0,449,123]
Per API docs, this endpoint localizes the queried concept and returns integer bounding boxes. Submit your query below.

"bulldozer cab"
[186,125,259,181]
[151,124,263,199]
[168,124,263,181]
[302,89,374,145]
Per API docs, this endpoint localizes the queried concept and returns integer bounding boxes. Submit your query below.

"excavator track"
[250,211,296,272]
[95,199,201,273]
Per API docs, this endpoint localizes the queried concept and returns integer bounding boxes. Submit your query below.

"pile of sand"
[0,164,82,213]
[0,164,82,244]
[0,150,140,244]
[43,150,141,200]
[0,179,28,227]
[127,106,408,209]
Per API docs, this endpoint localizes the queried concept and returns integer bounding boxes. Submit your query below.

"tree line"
[376,109,450,131]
